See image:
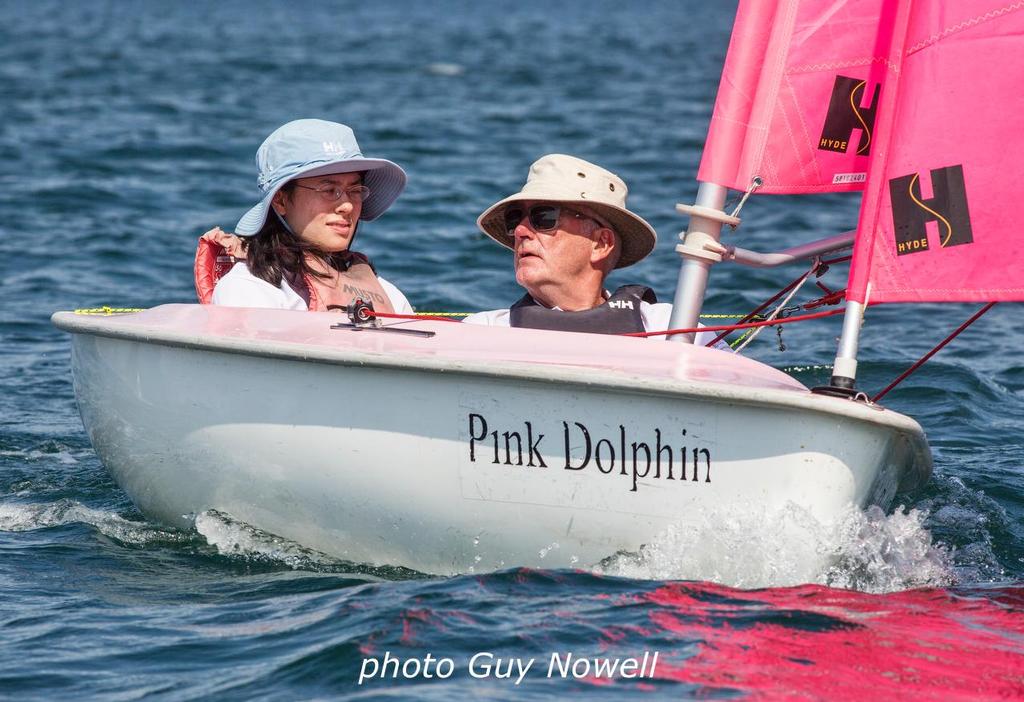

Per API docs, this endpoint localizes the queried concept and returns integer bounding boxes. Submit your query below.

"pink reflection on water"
[644,582,1024,699]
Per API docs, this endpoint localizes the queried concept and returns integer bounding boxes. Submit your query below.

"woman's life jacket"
[194,231,394,313]
[508,285,656,334]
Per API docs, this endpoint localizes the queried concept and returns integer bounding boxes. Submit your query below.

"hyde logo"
[889,165,974,256]
[818,75,880,156]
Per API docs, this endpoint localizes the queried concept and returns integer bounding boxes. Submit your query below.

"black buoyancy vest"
[508,285,657,335]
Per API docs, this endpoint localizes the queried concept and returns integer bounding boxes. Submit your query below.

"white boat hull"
[55,305,931,575]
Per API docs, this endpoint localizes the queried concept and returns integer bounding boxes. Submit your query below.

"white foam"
[598,502,953,593]
[193,510,343,570]
[424,62,464,76]
[1,448,81,464]
[915,474,1009,583]
[779,364,834,373]
[821,505,952,591]
[0,499,956,590]
[0,499,185,545]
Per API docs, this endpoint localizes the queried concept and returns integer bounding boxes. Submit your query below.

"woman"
[197,119,413,314]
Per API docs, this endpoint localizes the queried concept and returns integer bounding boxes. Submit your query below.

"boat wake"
[0,499,423,581]
[0,498,192,546]
[0,499,959,592]
[599,503,954,593]
[0,499,327,565]
[193,511,426,579]
[193,510,348,571]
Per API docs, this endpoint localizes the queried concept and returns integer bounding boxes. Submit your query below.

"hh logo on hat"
[323,141,349,154]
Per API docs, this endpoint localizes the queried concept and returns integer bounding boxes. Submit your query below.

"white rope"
[728,176,764,221]
[732,258,819,353]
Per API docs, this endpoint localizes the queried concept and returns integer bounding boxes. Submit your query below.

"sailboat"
[52,0,1022,576]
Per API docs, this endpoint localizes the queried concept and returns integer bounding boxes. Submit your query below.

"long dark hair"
[243,182,364,287]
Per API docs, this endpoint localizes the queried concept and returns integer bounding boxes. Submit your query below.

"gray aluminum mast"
[667,181,738,343]
[829,300,865,390]
[669,180,864,392]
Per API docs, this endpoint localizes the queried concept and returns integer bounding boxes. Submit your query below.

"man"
[464,154,724,346]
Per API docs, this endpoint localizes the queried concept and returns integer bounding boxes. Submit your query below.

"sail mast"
[666,182,733,343]
[825,0,911,390]
[673,0,891,346]
[829,301,866,389]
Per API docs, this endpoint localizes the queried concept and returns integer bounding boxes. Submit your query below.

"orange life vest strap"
[303,255,394,314]
[194,233,388,312]
[194,237,242,304]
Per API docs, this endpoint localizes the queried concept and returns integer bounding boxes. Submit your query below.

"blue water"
[2,1,1022,698]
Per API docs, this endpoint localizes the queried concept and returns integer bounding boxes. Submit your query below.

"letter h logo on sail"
[889,165,973,256]
[818,75,880,155]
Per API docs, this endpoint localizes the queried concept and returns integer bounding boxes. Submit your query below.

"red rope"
[369,294,995,403]
[626,307,847,338]
[872,302,997,403]
[704,269,813,347]
[368,306,849,336]
[704,258,852,347]
[803,286,846,309]
[371,311,461,323]
[365,253,855,335]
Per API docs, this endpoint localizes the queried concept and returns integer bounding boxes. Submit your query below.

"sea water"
[2,1,1022,699]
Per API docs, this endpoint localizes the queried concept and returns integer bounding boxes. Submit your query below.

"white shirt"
[212,262,414,314]
[464,300,728,348]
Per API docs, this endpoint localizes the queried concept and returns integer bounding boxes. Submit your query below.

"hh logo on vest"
[889,164,973,256]
[818,75,880,156]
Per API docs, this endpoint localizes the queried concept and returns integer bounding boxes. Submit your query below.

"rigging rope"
[731,258,819,353]
[705,263,829,348]
[370,307,849,339]
[74,307,146,315]
[74,296,849,348]
[372,311,461,323]
[75,291,995,402]
[727,176,763,221]
[624,307,847,338]
[872,302,997,403]
[412,311,471,317]
[74,307,757,323]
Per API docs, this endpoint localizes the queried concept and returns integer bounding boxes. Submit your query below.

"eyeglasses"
[503,204,597,235]
[293,183,370,203]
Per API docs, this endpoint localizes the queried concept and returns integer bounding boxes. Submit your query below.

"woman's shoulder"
[376,276,414,315]
[216,262,274,291]
[212,263,306,310]
[217,261,259,282]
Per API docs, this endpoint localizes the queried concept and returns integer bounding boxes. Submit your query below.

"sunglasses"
[503,204,595,235]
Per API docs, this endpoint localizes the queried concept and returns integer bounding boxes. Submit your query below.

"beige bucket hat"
[476,154,657,269]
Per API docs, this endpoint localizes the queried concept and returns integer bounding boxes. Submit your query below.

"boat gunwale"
[52,309,931,441]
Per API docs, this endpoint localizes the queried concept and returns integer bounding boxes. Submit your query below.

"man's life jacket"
[509,285,657,334]
[194,234,394,314]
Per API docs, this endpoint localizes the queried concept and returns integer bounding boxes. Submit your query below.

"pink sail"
[847,1,1024,303]
[698,0,899,194]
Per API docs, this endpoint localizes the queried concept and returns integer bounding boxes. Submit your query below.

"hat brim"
[235,157,407,236]
[476,194,657,269]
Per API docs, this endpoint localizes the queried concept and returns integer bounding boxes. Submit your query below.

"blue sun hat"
[234,119,407,236]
